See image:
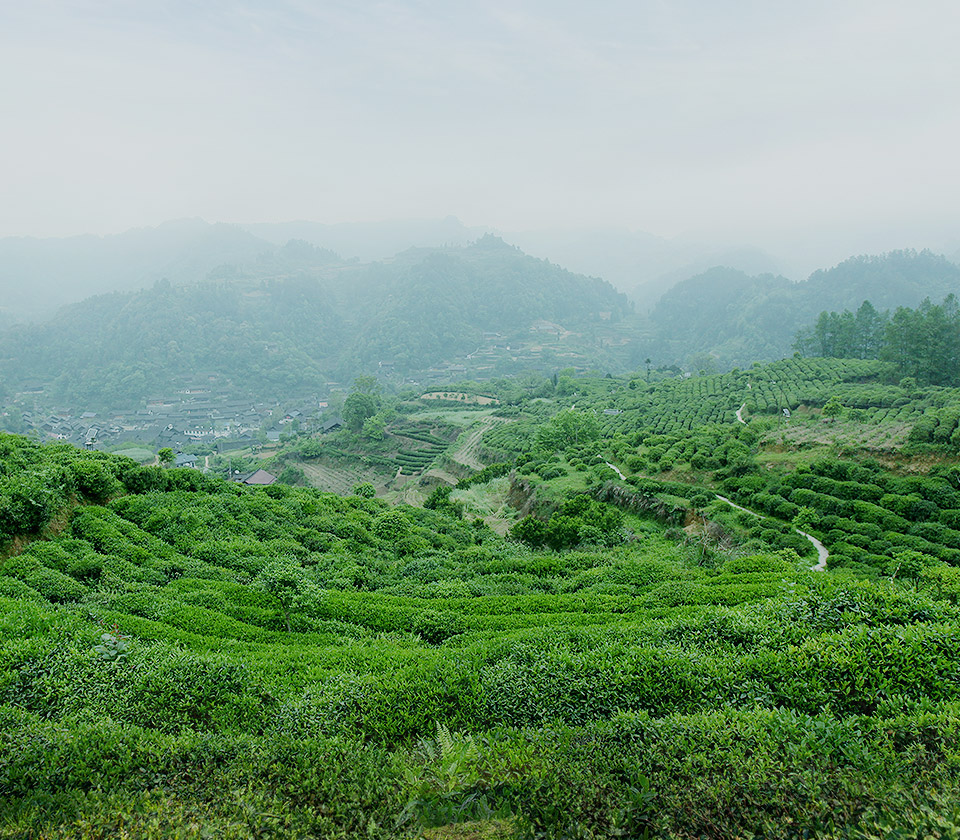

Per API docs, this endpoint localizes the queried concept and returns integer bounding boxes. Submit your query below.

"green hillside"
[647,250,960,369]
[2,414,960,837]
[0,278,346,407]
[0,237,635,408]
[349,237,632,371]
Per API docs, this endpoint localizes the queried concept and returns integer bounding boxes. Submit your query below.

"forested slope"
[0,278,346,406]
[646,250,960,369]
[0,237,634,407]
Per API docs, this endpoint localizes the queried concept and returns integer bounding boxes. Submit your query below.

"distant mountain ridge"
[0,236,634,407]
[3,218,959,401]
[502,227,784,309]
[0,216,793,324]
[646,250,960,369]
[241,216,487,262]
[0,219,274,321]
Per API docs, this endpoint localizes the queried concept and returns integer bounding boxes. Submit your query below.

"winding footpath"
[724,381,828,569]
[716,495,829,572]
[599,457,626,480]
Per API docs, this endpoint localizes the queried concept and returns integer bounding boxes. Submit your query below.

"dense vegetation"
[4,376,960,839]
[4,237,960,837]
[7,245,959,415]
[796,295,960,385]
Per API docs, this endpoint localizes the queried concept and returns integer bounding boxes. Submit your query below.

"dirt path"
[797,529,830,571]
[599,457,626,480]
[715,494,828,571]
[447,417,503,471]
[736,403,747,424]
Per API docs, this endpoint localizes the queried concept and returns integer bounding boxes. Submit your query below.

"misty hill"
[647,250,960,370]
[0,216,793,328]
[245,219,785,307]
[0,237,634,407]
[242,216,486,262]
[0,277,347,407]
[0,219,274,322]
[506,227,784,309]
[347,236,633,370]
[646,267,794,369]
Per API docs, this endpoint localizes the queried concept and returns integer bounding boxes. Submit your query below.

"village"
[2,316,626,463]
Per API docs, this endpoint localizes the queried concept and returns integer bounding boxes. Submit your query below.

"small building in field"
[233,469,277,486]
[321,417,343,434]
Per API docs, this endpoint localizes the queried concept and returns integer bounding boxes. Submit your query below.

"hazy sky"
[3,0,959,253]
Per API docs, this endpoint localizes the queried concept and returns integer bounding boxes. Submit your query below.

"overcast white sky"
[2,0,959,256]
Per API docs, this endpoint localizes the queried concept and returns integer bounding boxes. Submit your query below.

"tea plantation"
[2,422,960,839]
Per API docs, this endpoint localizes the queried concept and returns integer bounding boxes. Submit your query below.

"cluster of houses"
[11,394,331,455]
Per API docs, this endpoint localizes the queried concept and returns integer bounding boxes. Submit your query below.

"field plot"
[407,407,501,426]
[594,357,896,438]
[764,418,914,451]
[421,391,500,405]
[447,416,507,471]
[110,446,156,464]
[299,459,381,495]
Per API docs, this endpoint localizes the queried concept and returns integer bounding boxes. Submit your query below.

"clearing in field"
[763,418,913,452]
[299,459,386,495]
[421,391,500,405]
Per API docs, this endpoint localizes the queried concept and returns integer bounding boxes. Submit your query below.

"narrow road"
[722,380,826,569]
[797,529,829,571]
[715,495,828,571]
[598,457,625,480]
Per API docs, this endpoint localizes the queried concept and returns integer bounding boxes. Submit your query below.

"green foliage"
[255,555,316,632]
[792,506,818,531]
[822,395,844,417]
[94,630,131,663]
[798,293,960,387]
[2,430,960,837]
[423,486,464,520]
[457,462,512,489]
[343,392,380,432]
[535,409,600,451]
[277,465,306,486]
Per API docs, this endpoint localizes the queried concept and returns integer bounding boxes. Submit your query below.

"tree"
[880,296,960,385]
[853,300,886,358]
[792,506,818,532]
[361,413,387,440]
[535,409,600,452]
[509,515,548,547]
[821,396,843,419]
[158,448,175,468]
[256,555,312,632]
[343,392,378,431]
[277,466,306,485]
[352,375,382,397]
